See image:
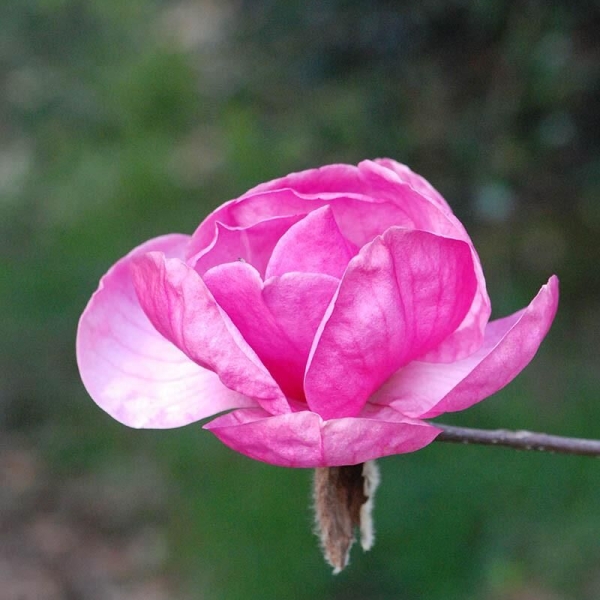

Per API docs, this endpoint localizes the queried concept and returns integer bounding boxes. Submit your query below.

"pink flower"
[76,159,558,468]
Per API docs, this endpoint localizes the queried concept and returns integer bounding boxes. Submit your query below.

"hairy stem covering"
[313,461,379,573]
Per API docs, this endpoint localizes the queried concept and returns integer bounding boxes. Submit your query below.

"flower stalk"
[433,423,600,457]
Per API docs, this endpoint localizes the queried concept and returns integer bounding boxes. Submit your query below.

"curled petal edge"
[375,276,559,419]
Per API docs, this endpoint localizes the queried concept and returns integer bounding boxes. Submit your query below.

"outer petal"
[420,249,491,363]
[203,261,338,400]
[76,234,254,428]
[192,214,304,278]
[246,163,372,196]
[265,206,357,279]
[361,161,492,362]
[244,160,450,219]
[131,253,290,415]
[371,276,559,418]
[203,406,441,467]
[305,228,477,420]
[361,160,492,361]
[369,159,454,216]
[245,160,467,240]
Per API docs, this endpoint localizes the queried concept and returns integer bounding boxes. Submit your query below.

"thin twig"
[433,424,600,457]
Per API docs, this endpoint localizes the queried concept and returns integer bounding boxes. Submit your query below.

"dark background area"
[0,1,598,598]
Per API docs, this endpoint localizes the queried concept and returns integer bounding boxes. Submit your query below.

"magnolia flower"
[76,159,558,570]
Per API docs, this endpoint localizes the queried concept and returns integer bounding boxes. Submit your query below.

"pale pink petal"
[203,261,338,400]
[371,276,559,418]
[76,234,255,428]
[131,253,290,415]
[265,206,358,279]
[305,229,477,420]
[192,214,304,278]
[203,406,441,467]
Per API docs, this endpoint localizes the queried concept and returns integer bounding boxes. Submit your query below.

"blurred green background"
[1,0,599,598]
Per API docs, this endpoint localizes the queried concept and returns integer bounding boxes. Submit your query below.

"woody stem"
[432,423,600,457]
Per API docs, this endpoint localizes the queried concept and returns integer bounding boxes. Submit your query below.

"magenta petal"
[373,276,559,419]
[204,406,441,467]
[266,206,357,279]
[187,189,313,260]
[204,409,323,467]
[420,250,491,363]
[245,160,451,222]
[192,214,304,278]
[245,163,370,196]
[305,228,477,420]
[247,160,470,241]
[243,161,493,361]
[263,272,340,368]
[369,159,454,216]
[131,253,290,415]
[203,262,338,400]
[189,181,471,259]
[76,234,255,428]
[360,160,492,361]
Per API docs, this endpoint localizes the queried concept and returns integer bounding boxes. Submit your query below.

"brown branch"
[433,424,600,457]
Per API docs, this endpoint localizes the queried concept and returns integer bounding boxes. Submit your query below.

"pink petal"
[190,186,464,254]
[188,159,476,259]
[244,160,452,222]
[305,229,477,420]
[265,206,358,279]
[245,160,469,242]
[192,214,304,278]
[203,261,338,400]
[312,197,430,256]
[131,253,290,415]
[369,159,454,216]
[419,248,491,363]
[187,189,313,259]
[203,406,441,467]
[188,163,492,362]
[263,272,340,376]
[359,160,493,361]
[76,234,255,428]
[245,163,371,196]
[372,276,559,418]
[355,162,495,359]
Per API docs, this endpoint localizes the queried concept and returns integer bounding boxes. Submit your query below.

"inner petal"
[192,214,304,278]
[266,205,358,279]
[203,262,339,401]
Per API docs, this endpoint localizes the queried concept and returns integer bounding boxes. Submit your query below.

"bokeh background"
[1,1,599,598]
